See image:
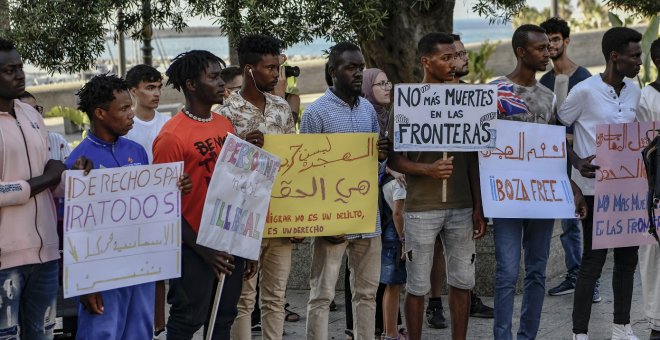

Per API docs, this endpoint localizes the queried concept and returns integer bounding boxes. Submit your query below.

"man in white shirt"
[125,64,170,164]
[124,64,170,340]
[557,27,643,340]
[635,37,660,340]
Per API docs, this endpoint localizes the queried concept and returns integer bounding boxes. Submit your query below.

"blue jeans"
[493,218,554,340]
[0,260,58,340]
[560,219,582,276]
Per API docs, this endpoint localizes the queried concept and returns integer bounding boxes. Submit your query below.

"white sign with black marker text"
[393,83,497,152]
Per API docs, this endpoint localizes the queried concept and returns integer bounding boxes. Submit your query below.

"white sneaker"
[573,333,588,340]
[612,323,639,340]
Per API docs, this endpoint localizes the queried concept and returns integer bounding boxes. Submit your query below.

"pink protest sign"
[593,121,659,249]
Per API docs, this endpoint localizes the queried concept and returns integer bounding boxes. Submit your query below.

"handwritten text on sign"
[593,122,659,249]
[479,120,575,218]
[197,134,281,260]
[393,83,497,152]
[63,162,183,298]
[263,133,378,237]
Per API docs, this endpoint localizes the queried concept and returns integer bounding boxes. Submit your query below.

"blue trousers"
[0,260,58,340]
[76,282,155,340]
[493,218,554,340]
[560,218,582,276]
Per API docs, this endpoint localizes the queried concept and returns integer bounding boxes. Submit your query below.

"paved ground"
[183,251,652,340]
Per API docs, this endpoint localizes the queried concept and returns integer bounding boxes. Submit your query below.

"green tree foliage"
[3,0,658,82]
[3,0,188,74]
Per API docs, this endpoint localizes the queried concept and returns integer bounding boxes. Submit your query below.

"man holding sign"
[300,42,389,340]
[219,34,297,340]
[388,32,486,340]
[558,27,643,340]
[69,74,191,339]
[153,50,262,340]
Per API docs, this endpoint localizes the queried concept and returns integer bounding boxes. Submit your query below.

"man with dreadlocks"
[153,50,262,339]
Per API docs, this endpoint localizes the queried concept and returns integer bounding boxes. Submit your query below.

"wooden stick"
[442,152,448,202]
[205,274,226,340]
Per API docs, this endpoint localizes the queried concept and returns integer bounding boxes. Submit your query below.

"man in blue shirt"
[539,17,599,301]
[300,42,389,340]
[67,74,190,340]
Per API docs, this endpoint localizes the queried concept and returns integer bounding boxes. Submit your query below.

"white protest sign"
[478,120,575,218]
[197,134,281,261]
[393,83,497,152]
[63,162,183,298]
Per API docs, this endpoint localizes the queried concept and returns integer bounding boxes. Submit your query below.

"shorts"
[380,241,406,285]
[404,208,475,295]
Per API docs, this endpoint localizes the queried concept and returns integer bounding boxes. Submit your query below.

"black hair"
[512,24,546,53]
[76,73,128,120]
[0,38,15,52]
[324,62,333,86]
[18,91,35,100]
[540,17,570,38]
[652,38,660,62]
[602,27,643,61]
[237,34,283,69]
[328,42,361,69]
[166,50,226,92]
[125,64,162,88]
[450,34,461,42]
[220,66,243,83]
[417,33,454,58]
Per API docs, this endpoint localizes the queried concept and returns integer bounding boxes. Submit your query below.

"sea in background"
[102,18,513,63]
[26,18,513,85]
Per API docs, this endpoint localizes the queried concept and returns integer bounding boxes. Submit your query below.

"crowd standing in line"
[0,17,659,340]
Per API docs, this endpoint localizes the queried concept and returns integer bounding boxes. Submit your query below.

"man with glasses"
[388,32,487,340]
[18,91,71,162]
[221,66,244,98]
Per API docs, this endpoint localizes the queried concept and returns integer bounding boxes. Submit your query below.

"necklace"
[183,108,213,123]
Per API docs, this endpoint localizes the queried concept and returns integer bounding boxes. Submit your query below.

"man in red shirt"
[153,50,262,339]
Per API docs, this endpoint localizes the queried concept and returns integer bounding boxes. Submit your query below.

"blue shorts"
[380,241,406,285]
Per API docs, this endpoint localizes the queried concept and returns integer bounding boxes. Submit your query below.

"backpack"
[641,132,660,244]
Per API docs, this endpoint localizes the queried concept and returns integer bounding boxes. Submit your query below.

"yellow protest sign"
[262,133,379,237]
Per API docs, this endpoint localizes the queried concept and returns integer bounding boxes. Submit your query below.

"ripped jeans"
[0,260,58,340]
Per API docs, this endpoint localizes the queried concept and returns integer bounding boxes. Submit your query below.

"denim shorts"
[380,241,406,285]
[404,208,475,295]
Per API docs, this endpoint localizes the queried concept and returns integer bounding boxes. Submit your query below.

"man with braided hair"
[153,50,261,340]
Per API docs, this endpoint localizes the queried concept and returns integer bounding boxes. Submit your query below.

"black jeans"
[166,244,245,340]
[572,196,638,334]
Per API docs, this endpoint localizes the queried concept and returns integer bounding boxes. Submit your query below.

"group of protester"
[0,15,659,340]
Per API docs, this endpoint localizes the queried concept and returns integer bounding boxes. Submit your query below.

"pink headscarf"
[361,68,389,133]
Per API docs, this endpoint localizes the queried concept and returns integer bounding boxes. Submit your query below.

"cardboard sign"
[196,134,281,260]
[63,162,183,298]
[479,120,575,218]
[262,133,379,237]
[592,122,660,249]
[393,83,497,151]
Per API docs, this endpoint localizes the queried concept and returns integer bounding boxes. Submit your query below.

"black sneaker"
[470,294,494,318]
[548,276,576,296]
[650,329,660,340]
[425,300,447,329]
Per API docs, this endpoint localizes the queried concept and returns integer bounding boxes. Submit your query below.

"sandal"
[345,329,354,340]
[284,303,300,322]
[398,328,408,340]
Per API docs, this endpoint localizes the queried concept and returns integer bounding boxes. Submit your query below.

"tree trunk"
[0,0,10,31]
[141,0,153,66]
[359,0,455,84]
[228,30,239,66]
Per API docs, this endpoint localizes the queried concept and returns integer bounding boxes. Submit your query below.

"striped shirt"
[300,88,381,239]
[47,131,71,162]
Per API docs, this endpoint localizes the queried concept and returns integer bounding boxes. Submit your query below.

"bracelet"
[399,236,405,242]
